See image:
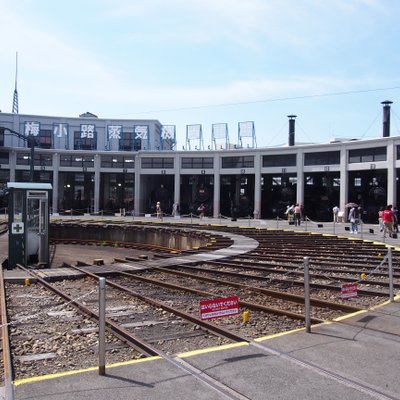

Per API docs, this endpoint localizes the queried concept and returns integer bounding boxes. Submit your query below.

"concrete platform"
[3,217,400,399]
[13,299,400,400]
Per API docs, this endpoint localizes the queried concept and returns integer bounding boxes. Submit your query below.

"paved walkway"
[2,216,400,399]
[13,299,400,400]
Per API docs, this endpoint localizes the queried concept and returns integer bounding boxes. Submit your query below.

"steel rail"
[151,266,363,313]
[183,261,390,297]
[65,263,252,343]
[0,265,14,400]
[17,265,160,357]
[236,253,399,271]
[200,260,397,291]
[71,263,324,324]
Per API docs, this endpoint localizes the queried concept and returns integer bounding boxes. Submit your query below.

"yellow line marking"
[177,341,248,358]
[333,309,367,322]
[13,356,162,386]
[254,327,305,342]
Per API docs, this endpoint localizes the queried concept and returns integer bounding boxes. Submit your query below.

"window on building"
[181,157,214,168]
[0,128,4,146]
[74,130,97,150]
[36,129,52,149]
[34,153,52,166]
[222,156,254,168]
[262,154,296,167]
[272,177,282,186]
[16,152,31,165]
[348,147,386,163]
[0,151,9,164]
[119,132,134,151]
[141,157,174,168]
[101,155,134,168]
[354,177,362,186]
[304,151,340,165]
[101,155,124,168]
[60,155,94,167]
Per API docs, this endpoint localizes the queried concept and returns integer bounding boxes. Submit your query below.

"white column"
[296,150,304,205]
[213,154,220,218]
[254,153,261,218]
[52,153,59,213]
[340,147,348,214]
[134,154,141,216]
[174,153,181,206]
[387,140,396,206]
[94,154,101,213]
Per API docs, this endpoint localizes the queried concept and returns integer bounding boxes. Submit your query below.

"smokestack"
[287,115,297,146]
[381,100,393,137]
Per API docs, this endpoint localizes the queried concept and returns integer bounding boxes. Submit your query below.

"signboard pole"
[304,257,311,333]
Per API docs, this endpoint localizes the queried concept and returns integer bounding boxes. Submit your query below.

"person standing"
[197,203,205,219]
[348,206,359,234]
[294,204,301,226]
[382,205,394,238]
[156,201,162,219]
[332,206,340,223]
[378,207,384,232]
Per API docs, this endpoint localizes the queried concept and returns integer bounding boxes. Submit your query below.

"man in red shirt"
[382,205,394,238]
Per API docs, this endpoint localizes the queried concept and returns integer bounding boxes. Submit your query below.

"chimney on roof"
[381,100,393,137]
[287,115,296,146]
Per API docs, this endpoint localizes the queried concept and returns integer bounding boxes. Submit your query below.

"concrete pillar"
[296,150,304,205]
[340,148,348,214]
[254,153,261,217]
[94,154,101,213]
[52,153,59,213]
[387,140,396,206]
[213,154,220,218]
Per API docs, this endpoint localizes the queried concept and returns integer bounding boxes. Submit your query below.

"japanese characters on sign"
[53,123,68,138]
[134,125,148,140]
[161,125,175,140]
[24,121,40,136]
[341,283,358,299]
[80,124,95,139]
[200,296,240,320]
[108,125,122,140]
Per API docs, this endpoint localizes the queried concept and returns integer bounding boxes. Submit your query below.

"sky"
[1,0,400,149]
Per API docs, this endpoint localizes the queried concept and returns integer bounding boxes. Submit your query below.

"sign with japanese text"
[24,121,40,136]
[341,283,358,299]
[80,124,95,139]
[108,125,122,140]
[200,296,240,320]
[134,125,148,139]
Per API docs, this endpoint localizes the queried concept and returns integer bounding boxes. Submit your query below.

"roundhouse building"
[0,104,399,223]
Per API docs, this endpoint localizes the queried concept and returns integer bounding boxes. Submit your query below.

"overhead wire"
[104,85,400,118]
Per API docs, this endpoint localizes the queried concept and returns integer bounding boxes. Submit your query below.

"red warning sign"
[200,296,240,320]
[341,283,358,299]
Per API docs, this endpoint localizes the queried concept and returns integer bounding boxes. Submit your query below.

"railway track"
[1,220,398,388]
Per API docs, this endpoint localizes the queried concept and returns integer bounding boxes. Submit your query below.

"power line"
[106,85,400,118]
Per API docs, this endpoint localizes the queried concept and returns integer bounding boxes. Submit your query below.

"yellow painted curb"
[177,341,248,358]
[14,356,162,386]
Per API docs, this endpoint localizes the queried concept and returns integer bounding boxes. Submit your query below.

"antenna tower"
[12,52,19,114]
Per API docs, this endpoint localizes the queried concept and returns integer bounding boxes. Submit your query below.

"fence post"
[388,247,394,302]
[304,256,311,333]
[99,277,106,376]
